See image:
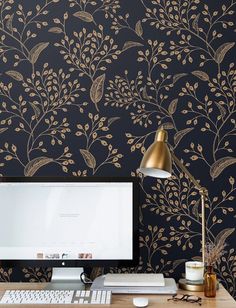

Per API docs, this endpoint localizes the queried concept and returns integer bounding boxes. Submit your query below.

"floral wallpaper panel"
[0,0,236,299]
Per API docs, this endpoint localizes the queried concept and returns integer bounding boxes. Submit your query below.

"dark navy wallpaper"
[0,0,236,298]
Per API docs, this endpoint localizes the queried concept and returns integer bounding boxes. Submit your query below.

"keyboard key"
[75,290,81,297]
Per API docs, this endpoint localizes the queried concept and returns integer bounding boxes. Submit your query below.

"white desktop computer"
[0,177,139,290]
[0,177,177,305]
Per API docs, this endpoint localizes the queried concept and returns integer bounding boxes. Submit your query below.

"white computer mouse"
[133,297,149,307]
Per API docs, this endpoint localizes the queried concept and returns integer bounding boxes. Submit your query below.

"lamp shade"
[139,129,172,178]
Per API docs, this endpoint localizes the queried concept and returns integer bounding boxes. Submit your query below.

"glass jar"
[204,265,217,297]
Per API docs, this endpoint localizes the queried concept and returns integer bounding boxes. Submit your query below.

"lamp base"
[178,278,204,292]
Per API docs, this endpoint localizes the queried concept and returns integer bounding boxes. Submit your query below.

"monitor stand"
[46,268,85,290]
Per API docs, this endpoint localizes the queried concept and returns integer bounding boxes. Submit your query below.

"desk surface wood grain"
[0,282,235,307]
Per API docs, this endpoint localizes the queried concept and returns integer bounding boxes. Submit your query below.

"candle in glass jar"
[185,261,204,281]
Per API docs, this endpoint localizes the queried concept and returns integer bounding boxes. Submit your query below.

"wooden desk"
[0,283,235,307]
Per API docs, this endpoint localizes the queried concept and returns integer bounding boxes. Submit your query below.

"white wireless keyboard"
[0,290,112,305]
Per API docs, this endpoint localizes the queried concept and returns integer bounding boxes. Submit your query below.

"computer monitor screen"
[0,177,139,268]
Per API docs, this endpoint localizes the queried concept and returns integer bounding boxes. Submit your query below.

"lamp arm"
[171,152,207,264]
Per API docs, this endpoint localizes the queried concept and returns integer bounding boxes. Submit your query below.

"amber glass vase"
[204,266,217,297]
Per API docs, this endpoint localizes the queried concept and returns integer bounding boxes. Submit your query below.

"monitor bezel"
[0,176,139,268]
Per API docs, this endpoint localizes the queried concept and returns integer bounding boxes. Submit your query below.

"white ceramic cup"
[185,261,204,281]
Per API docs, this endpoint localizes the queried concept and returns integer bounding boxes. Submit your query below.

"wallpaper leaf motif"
[210,157,236,180]
[122,41,143,51]
[214,42,235,64]
[191,70,209,81]
[90,74,106,111]
[135,20,143,38]
[24,157,54,176]
[5,71,24,81]
[0,128,8,134]
[168,99,178,115]
[73,11,95,24]
[80,149,96,169]
[0,0,236,299]
[28,42,49,65]
[215,228,235,247]
[174,128,194,147]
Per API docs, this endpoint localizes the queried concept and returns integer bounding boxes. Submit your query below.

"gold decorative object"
[139,127,208,291]
[178,278,204,292]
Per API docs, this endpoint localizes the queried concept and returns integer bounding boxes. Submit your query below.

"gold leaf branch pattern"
[139,170,236,271]
[0,0,60,71]
[53,19,122,82]
[0,268,12,282]
[141,0,236,66]
[74,113,123,175]
[69,0,120,22]
[180,65,236,172]
[22,268,52,283]
[0,65,85,174]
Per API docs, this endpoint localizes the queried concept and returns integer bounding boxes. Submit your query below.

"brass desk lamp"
[139,128,207,291]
